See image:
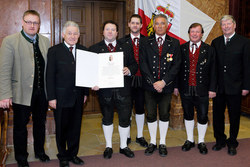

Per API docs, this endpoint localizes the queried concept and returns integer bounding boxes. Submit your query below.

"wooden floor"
[5,113,250,165]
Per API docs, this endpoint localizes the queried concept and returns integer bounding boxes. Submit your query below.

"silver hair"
[62,21,80,34]
[153,14,168,25]
[220,15,236,25]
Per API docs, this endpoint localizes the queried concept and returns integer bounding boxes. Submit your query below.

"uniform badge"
[167,53,173,62]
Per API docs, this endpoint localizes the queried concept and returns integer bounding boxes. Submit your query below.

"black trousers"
[12,88,48,162]
[131,87,145,115]
[53,99,84,161]
[180,94,209,124]
[212,93,242,147]
[144,90,172,122]
[99,90,132,127]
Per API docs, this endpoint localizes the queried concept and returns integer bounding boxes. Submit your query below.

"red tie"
[108,43,114,52]
[69,47,73,53]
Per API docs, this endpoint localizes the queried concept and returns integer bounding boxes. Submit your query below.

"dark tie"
[69,46,74,59]
[192,43,197,54]
[108,43,114,52]
[157,37,163,47]
[134,37,139,46]
[226,38,230,45]
[69,46,73,53]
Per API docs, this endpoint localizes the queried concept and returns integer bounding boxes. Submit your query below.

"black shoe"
[120,147,135,158]
[103,147,113,159]
[127,137,131,145]
[198,142,208,154]
[228,146,237,156]
[182,140,195,151]
[212,143,226,151]
[70,156,84,165]
[136,137,148,147]
[60,160,69,167]
[35,153,50,162]
[145,143,157,156]
[17,160,29,167]
[159,144,168,157]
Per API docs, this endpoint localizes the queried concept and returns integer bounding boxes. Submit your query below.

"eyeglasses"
[23,20,40,26]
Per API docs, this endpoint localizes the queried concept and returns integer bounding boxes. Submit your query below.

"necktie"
[108,43,114,52]
[69,46,74,59]
[134,37,139,46]
[69,46,73,53]
[192,43,197,54]
[226,38,230,45]
[157,37,163,47]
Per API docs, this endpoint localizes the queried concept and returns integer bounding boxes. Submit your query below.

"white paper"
[76,50,124,88]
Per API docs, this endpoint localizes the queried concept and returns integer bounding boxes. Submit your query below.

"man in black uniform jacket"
[140,14,181,157]
[46,21,89,167]
[90,20,138,159]
[119,14,148,148]
[174,23,216,155]
[211,15,250,156]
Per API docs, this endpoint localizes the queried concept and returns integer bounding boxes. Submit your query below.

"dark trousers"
[213,93,242,147]
[53,99,84,161]
[180,94,209,124]
[144,90,172,122]
[12,88,48,162]
[99,90,132,127]
[131,87,145,115]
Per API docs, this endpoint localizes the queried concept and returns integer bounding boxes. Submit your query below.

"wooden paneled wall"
[0,0,51,45]
[0,0,229,46]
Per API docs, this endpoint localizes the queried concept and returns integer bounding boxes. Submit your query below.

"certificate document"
[75,49,124,88]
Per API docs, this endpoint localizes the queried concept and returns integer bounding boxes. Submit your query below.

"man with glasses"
[0,10,50,167]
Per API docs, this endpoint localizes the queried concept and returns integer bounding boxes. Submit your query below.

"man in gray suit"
[0,10,50,167]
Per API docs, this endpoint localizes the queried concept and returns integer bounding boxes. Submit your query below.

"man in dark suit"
[119,14,148,148]
[90,20,138,159]
[211,15,250,156]
[174,23,216,155]
[140,14,181,157]
[0,10,50,167]
[46,21,89,167]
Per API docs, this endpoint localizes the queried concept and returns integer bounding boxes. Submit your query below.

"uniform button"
[154,76,156,78]
[200,72,202,74]
[184,74,186,76]
[163,67,166,70]
[153,61,155,63]
[154,56,156,58]
[224,66,227,68]
[30,85,33,88]
[163,72,165,74]
[153,71,155,73]
[200,76,202,78]
[200,81,202,83]
[224,70,226,72]
[164,63,166,65]
[31,75,34,77]
[153,66,155,69]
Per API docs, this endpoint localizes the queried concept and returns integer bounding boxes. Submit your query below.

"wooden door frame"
[51,0,129,46]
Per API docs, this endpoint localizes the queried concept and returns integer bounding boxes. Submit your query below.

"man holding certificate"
[46,21,89,167]
[90,20,138,159]
[140,14,181,157]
